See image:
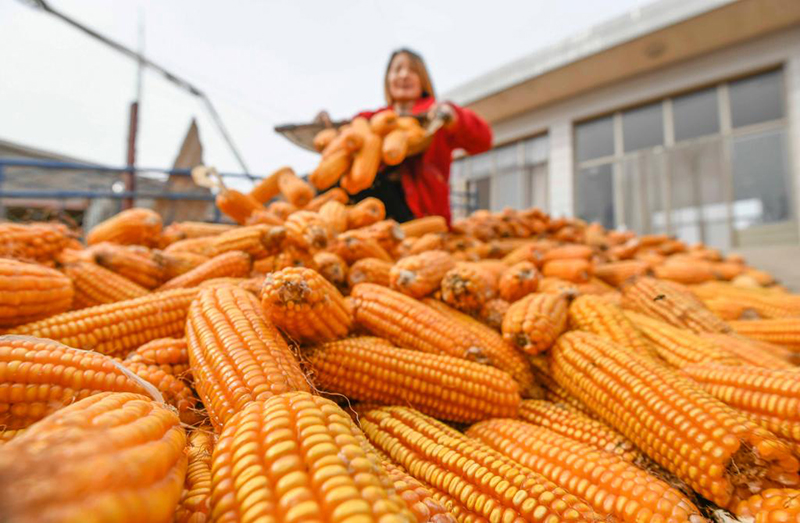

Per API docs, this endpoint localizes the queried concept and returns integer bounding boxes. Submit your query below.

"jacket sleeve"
[444,103,493,155]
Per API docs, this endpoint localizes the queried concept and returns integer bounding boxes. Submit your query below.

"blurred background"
[1,0,799,277]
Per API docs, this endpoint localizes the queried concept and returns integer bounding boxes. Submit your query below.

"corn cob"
[0,258,74,327]
[528,355,599,419]
[348,257,392,288]
[313,251,349,292]
[390,250,455,299]
[0,221,77,263]
[10,287,199,357]
[0,334,156,429]
[408,232,446,255]
[277,169,314,207]
[209,392,415,522]
[653,260,718,284]
[703,297,755,321]
[479,298,509,330]
[622,277,732,334]
[248,166,290,204]
[347,197,386,229]
[208,224,286,259]
[86,207,163,247]
[63,260,148,309]
[0,428,24,445]
[158,250,251,291]
[159,221,235,246]
[370,109,398,135]
[467,419,703,523]
[215,188,264,225]
[163,236,216,256]
[266,200,298,220]
[125,336,190,378]
[359,405,605,523]
[91,242,167,288]
[159,250,210,281]
[440,263,496,314]
[691,283,800,319]
[498,261,540,302]
[174,427,215,523]
[518,399,641,462]
[253,244,317,273]
[542,258,592,283]
[245,209,284,226]
[284,210,331,250]
[594,260,650,287]
[307,336,520,421]
[422,298,540,398]
[186,284,309,430]
[122,360,199,424]
[502,241,552,266]
[334,230,393,263]
[0,392,186,523]
[541,244,594,262]
[379,460,457,523]
[305,187,349,212]
[351,283,491,361]
[568,294,656,358]
[735,489,800,522]
[502,292,569,354]
[551,331,800,509]
[728,319,800,351]
[355,219,406,253]
[699,333,796,369]
[399,216,448,238]
[318,200,348,235]
[260,267,353,344]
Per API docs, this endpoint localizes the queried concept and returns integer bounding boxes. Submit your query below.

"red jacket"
[357,97,492,224]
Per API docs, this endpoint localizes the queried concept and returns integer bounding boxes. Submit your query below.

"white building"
[448,0,800,252]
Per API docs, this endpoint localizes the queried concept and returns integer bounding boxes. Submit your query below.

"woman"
[352,48,492,224]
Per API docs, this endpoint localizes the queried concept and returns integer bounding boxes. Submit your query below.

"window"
[673,88,719,141]
[576,163,615,228]
[575,116,614,162]
[623,102,663,152]
[468,178,491,210]
[730,69,784,128]
[527,164,548,210]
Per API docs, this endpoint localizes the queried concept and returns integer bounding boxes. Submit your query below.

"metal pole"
[123,101,138,210]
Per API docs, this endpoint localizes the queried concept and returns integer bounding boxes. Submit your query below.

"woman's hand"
[427,102,458,130]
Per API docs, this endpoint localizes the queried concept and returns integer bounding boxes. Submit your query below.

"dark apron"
[347,163,415,223]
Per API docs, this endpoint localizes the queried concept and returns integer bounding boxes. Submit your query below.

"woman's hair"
[384,48,436,105]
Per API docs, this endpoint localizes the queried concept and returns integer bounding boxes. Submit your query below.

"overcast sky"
[0,0,645,184]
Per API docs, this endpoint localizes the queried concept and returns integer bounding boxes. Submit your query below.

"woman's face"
[387,53,423,103]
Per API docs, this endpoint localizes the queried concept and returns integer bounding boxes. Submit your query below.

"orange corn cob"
[699,333,796,369]
[0,221,78,263]
[622,277,732,334]
[174,427,215,523]
[248,166,290,204]
[158,250,251,291]
[122,360,199,424]
[408,232,446,255]
[64,260,148,309]
[318,200,349,234]
[244,208,284,225]
[400,216,448,238]
[380,460,456,523]
[209,392,415,522]
[306,337,520,422]
[348,257,392,287]
[252,245,317,273]
[518,399,641,462]
[0,392,186,523]
[215,188,264,225]
[10,287,199,357]
[304,187,349,212]
[422,298,539,398]
[479,298,509,330]
[713,262,746,280]
[0,258,73,327]
[208,224,286,259]
[653,260,718,284]
[86,207,163,247]
[390,250,455,299]
[691,284,800,319]
[313,251,348,292]
[501,241,552,266]
[0,335,155,430]
[333,230,393,263]
[498,261,540,302]
[351,283,489,361]
[266,199,297,220]
[284,210,331,251]
[163,236,215,256]
[159,250,210,280]
[125,336,190,378]
[541,244,594,263]
[440,263,496,314]
[0,428,24,445]
[735,489,800,522]
[502,292,569,354]
[528,355,599,419]
[728,319,800,351]
[468,419,703,523]
[347,197,386,229]
[568,295,656,358]
[260,267,353,344]
[594,260,650,287]
[353,219,405,253]
[91,242,166,288]
[186,284,309,430]
[159,221,235,246]
[542,258,593,283]
[703,297,754,321]
[551,331,800,509]
[277,169,314,207]
[359,406,605,523]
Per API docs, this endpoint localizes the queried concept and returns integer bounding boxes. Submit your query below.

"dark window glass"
[732,129,791,227]
[469,177,491,210]
[575,116,614,162]
[674,88,719,141]
[730,69,784,128]
[575,163,615,228]
[623,102,663,152]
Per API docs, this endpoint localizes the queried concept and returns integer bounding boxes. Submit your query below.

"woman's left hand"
[428,102,458,130]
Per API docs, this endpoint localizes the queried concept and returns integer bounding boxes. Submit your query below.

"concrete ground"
[732,245,800,292]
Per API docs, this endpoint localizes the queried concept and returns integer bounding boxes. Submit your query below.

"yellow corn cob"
[122,360,200,424]
[479,297,509,330]
[467,419,703,523]
[440,263,496,314]
[551,331,800,509]
[304,187,348,212]
[399,216,448,238]
[158,250,251,291]
[333,230,393,263]
[502,240,552,266]
[186,284,309,431]
[125,336,190,378]
[248,166,287,203]
[502,292,569,354]
[0,221,78,263]
[209,392,415,522]
[159,221,235,246]
[422,298,540,398]
[347,197,386,229]
[318,200,349,235]
[528,355,599,418]
[691,282,800,319]
[352,219,405,253]
[359,405,605,523]
[730,319,800,351]
[348,257,392,288]
[63,260,148,309]
[390,250,456,299]
[735,489,800,522]
[0,392,186,523]
[158,250,210,281]
[208,224,286,259]
[0,334,154,429]
[252,245,318,274]
[568,294,656,358]
[277,169,315,207]
[700,333,796,370]
[173,427,214,523]
[10,287,199,357]
[497,261,540,302]
[91,242,167,288]
[239,274,266,294]
[351,283,490,361]
[593,260,650,287]
[215,188,264,224]
[284,210,332,251]
[260,267,353,344]
[703,297,755,321]
[518,399,641,462]
[86,207,163,247]
[306,337,520,422]
[0,258,74,327]
[312,251,349,292]
[622,277,732,334]
[380,460,457,523]
[163,236,216,256]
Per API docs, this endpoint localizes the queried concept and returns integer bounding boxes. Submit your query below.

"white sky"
[0,0,645,187]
